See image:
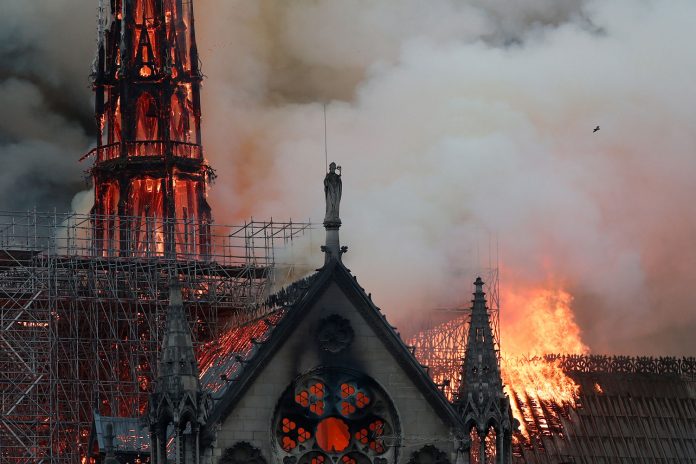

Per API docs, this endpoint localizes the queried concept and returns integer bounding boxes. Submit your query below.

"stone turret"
[149,280,211,464]
[457,278,513,464]
[156,280,200,400]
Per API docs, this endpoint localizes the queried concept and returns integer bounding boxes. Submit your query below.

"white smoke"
[197,0,696,355]
[3,0,695,355]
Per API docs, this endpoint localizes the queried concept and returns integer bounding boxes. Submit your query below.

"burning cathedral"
[137,163,515,464]
[1,1,695,463]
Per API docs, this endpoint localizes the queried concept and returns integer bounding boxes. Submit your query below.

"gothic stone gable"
[209,262,460,463]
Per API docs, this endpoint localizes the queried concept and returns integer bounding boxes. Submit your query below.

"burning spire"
[88,0,212,258]
[457,277,514,462]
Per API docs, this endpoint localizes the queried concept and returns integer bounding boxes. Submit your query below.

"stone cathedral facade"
[134,166,514,464]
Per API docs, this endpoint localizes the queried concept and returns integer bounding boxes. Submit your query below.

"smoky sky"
[0,1,95,211]
[3,0,696,356]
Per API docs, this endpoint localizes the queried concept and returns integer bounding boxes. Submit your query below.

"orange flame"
[501,287,588,356]
[500,286,588,439]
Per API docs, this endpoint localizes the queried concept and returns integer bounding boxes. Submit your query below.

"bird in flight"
[593,125,600,133]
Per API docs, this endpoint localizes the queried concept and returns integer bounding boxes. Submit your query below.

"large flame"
[501,287,588,356]
[500,286,588,439]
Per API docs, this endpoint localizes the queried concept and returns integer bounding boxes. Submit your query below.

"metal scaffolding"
[0,211,314,463]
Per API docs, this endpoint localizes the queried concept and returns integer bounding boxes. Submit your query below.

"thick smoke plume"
[0,1,94,211]
[3,1,696,355]
[196,0,696,356]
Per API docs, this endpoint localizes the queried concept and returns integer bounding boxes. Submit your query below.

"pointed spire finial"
[155,279,200,399]
[457,276,514,460]
[149,278,211,464]
[459,277,502,406]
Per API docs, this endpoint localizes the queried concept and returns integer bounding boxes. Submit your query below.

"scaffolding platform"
[0,211,316,463]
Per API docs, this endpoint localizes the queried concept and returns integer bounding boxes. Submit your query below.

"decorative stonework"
[316,314,354,354]
[273,368,399,464]
[545,354,696,378]
[219,442,266,464]
[407,445,451,464]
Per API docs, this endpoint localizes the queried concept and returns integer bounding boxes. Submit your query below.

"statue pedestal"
[323,221,341,264]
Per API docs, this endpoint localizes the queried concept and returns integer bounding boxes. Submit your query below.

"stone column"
[496,428,505,464]
[479,430,487,464]
[175,425,182,464]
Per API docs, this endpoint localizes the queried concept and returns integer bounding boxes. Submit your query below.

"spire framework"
[88,0,212,259]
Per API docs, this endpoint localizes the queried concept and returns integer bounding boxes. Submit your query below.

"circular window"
[274,368,399,464]
[316,315,355,353]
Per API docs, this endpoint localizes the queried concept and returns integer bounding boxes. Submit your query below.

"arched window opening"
[219,442,266,464]
[170,91,185,142]
[135,93,159,141]
[407,445,450,464]
[111,96,122,143]
[129,177,164,256]
[274,368,399,464]
[134,20,158,77]
[163,0,192,71]
[170,84,196,143]
[485,428,497,463]
[95,180,120,257]
[469,426,497,464]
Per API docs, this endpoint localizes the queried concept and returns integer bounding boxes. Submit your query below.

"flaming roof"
[198,273,320,396]
[511,364,696,462]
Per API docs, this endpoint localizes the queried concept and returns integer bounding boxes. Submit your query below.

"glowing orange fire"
[500,286,588,439]
[501,286,588,356]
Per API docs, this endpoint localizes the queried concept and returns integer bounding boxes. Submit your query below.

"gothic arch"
[219,442,266,464]
[407,445,451,464]
[135,91,159,140]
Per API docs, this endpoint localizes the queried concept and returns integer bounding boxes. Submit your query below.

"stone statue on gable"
[324,162,342,224]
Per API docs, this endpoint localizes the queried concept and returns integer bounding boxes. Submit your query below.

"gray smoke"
[0,0,94,211]
[4,0,696,356]
[196,0,696,356]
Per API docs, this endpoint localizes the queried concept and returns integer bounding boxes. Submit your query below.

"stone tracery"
[274,368,399,464]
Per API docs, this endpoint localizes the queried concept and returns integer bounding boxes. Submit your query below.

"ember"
[199,310,287,393]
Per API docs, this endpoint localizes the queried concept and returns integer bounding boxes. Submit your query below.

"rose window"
[274,368,399,464]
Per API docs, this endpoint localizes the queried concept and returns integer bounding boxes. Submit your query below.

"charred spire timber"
[85,0,213,259]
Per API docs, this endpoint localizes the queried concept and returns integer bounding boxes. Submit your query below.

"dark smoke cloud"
[0,0,94,211]
[5,0,696,356]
